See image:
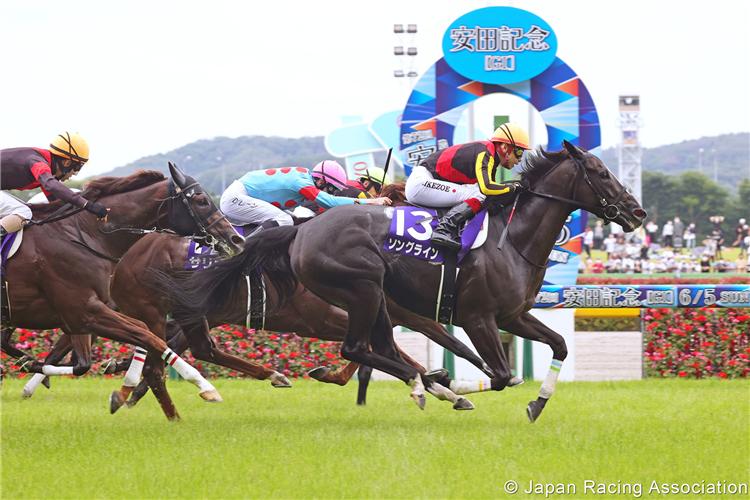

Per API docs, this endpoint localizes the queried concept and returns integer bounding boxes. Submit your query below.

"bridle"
[75,178,228,263]
[501,149,630,268]
[527,151,628,224]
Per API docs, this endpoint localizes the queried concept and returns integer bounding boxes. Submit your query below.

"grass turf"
[1,378,748,499]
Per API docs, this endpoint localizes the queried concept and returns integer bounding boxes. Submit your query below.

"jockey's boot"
[431,201,476,252]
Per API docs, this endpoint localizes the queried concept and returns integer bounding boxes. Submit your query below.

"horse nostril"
[231,235,244,247]
[634,209,647,218]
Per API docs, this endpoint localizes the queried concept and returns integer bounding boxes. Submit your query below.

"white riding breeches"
[0,191,33,221]
[220,180,294,226]
[405,166,486,208]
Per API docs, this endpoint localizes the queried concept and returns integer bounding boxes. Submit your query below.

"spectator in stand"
[634,259,642,273]
[614,236,626,256]
[583,227,593,258]
[622,255,635,274]
[712,229,725,260]
[732,219,748,258]
[593,220,604,250]
[603,233,617,258]
[700,252,712,273]
[710,215,724,232]
[684,223,697,253]
[578,259,587,274]
[662,220,674,248]
[591,258,604,274]
[661,246,675,260]
[640,242,650,260]
[645,220,658,246]
[673,217,684,251]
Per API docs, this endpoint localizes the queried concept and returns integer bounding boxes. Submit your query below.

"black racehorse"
[154,142,646,421]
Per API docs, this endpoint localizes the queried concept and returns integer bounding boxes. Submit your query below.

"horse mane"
[517,147,569,188]
[30,170,166,218]
[380,181,407,202]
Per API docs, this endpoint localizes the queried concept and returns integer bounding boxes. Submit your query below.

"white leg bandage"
[123,347,147,387]
[42,365,74,376]
[22,373,47,398]
[540,359,563,399]
[449,379,494,395]
[161,349,215,393]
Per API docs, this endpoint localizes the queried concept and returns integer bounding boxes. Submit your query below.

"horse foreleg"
[500,312,568,423]
[69,303,220,417]
[387,298,495,378]
[175,316,288,387]
[460,316,515,397]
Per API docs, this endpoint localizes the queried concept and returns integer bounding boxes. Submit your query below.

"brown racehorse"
[2,165,243,420]
[104,203,494,411]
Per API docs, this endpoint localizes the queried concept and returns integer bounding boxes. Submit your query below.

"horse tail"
[148,225,300,325]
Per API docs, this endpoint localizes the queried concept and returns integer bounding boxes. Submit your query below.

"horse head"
[167,162,244,257]
[522,142,646,231]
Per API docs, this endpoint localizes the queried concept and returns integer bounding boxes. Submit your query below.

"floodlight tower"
[393,24,418,101]
[616,95,642,204]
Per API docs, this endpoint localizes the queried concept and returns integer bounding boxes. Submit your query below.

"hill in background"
[99,132,748,196]
[600,132,748,192]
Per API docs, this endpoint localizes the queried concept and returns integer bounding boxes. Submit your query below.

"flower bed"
[644,308,749,379]
[1,325,345,380]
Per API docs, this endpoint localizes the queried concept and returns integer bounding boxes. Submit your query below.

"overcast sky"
[1,0,748,176]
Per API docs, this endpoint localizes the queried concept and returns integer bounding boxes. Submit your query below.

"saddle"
[1,228,24,327]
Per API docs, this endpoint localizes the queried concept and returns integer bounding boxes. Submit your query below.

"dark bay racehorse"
[154,142,646,421]
[3,165,244,419]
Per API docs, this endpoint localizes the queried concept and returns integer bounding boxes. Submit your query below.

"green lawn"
[1,378,748,499]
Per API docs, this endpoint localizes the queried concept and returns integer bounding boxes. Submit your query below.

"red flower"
[119,346,129,354]
[309,338,319,342]
[278,354,287,359]
[0,353,6,359]
[37,352,49,358]
[18,336,27,342]
[678,372,687,377]
[230,372,237,377]
[269,334,279,340]
[718,372,728,378]
[306,362,314,368]
[324,352,336,359]
[696,315,707,321]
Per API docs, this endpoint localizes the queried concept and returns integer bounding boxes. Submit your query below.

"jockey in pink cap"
[220,160,391,234]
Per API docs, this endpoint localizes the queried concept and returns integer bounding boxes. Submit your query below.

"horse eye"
[600,171,610,179]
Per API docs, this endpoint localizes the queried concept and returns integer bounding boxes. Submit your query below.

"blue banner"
[535,285,750,309]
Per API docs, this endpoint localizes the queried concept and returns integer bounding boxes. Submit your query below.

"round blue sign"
[442,6,558,85]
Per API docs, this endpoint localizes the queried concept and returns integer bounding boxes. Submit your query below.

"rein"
[24,188,93,227]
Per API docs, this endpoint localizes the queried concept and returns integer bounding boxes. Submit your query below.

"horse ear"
[169,162,187,188]
[562,140,584,160]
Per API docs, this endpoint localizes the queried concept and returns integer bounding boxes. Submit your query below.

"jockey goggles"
[322,182,340,195]
[513,147,525,160]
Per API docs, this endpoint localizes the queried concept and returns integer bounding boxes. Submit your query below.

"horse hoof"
[508,376,524,387]
[424,368,449,382]
[42,376,51,389]
[307,367,330,381]
[453,396,475,411]
[21,386,35,399]
[200,389,223,403]
[102,359,117,375]
[410,392,426,410]
[16,355,30,367]
[270,373,292,388]
[110,391,124,414]
[526,400,543,423]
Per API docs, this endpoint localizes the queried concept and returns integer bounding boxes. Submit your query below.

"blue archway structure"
[399,57,601,176]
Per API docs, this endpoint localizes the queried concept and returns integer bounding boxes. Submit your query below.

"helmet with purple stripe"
[312,160,347,192]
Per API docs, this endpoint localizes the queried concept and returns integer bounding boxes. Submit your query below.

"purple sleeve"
[36,172,87,208]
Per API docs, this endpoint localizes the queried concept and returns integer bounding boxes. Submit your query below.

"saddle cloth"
[382,207,488,264]
[1,228,24,276]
